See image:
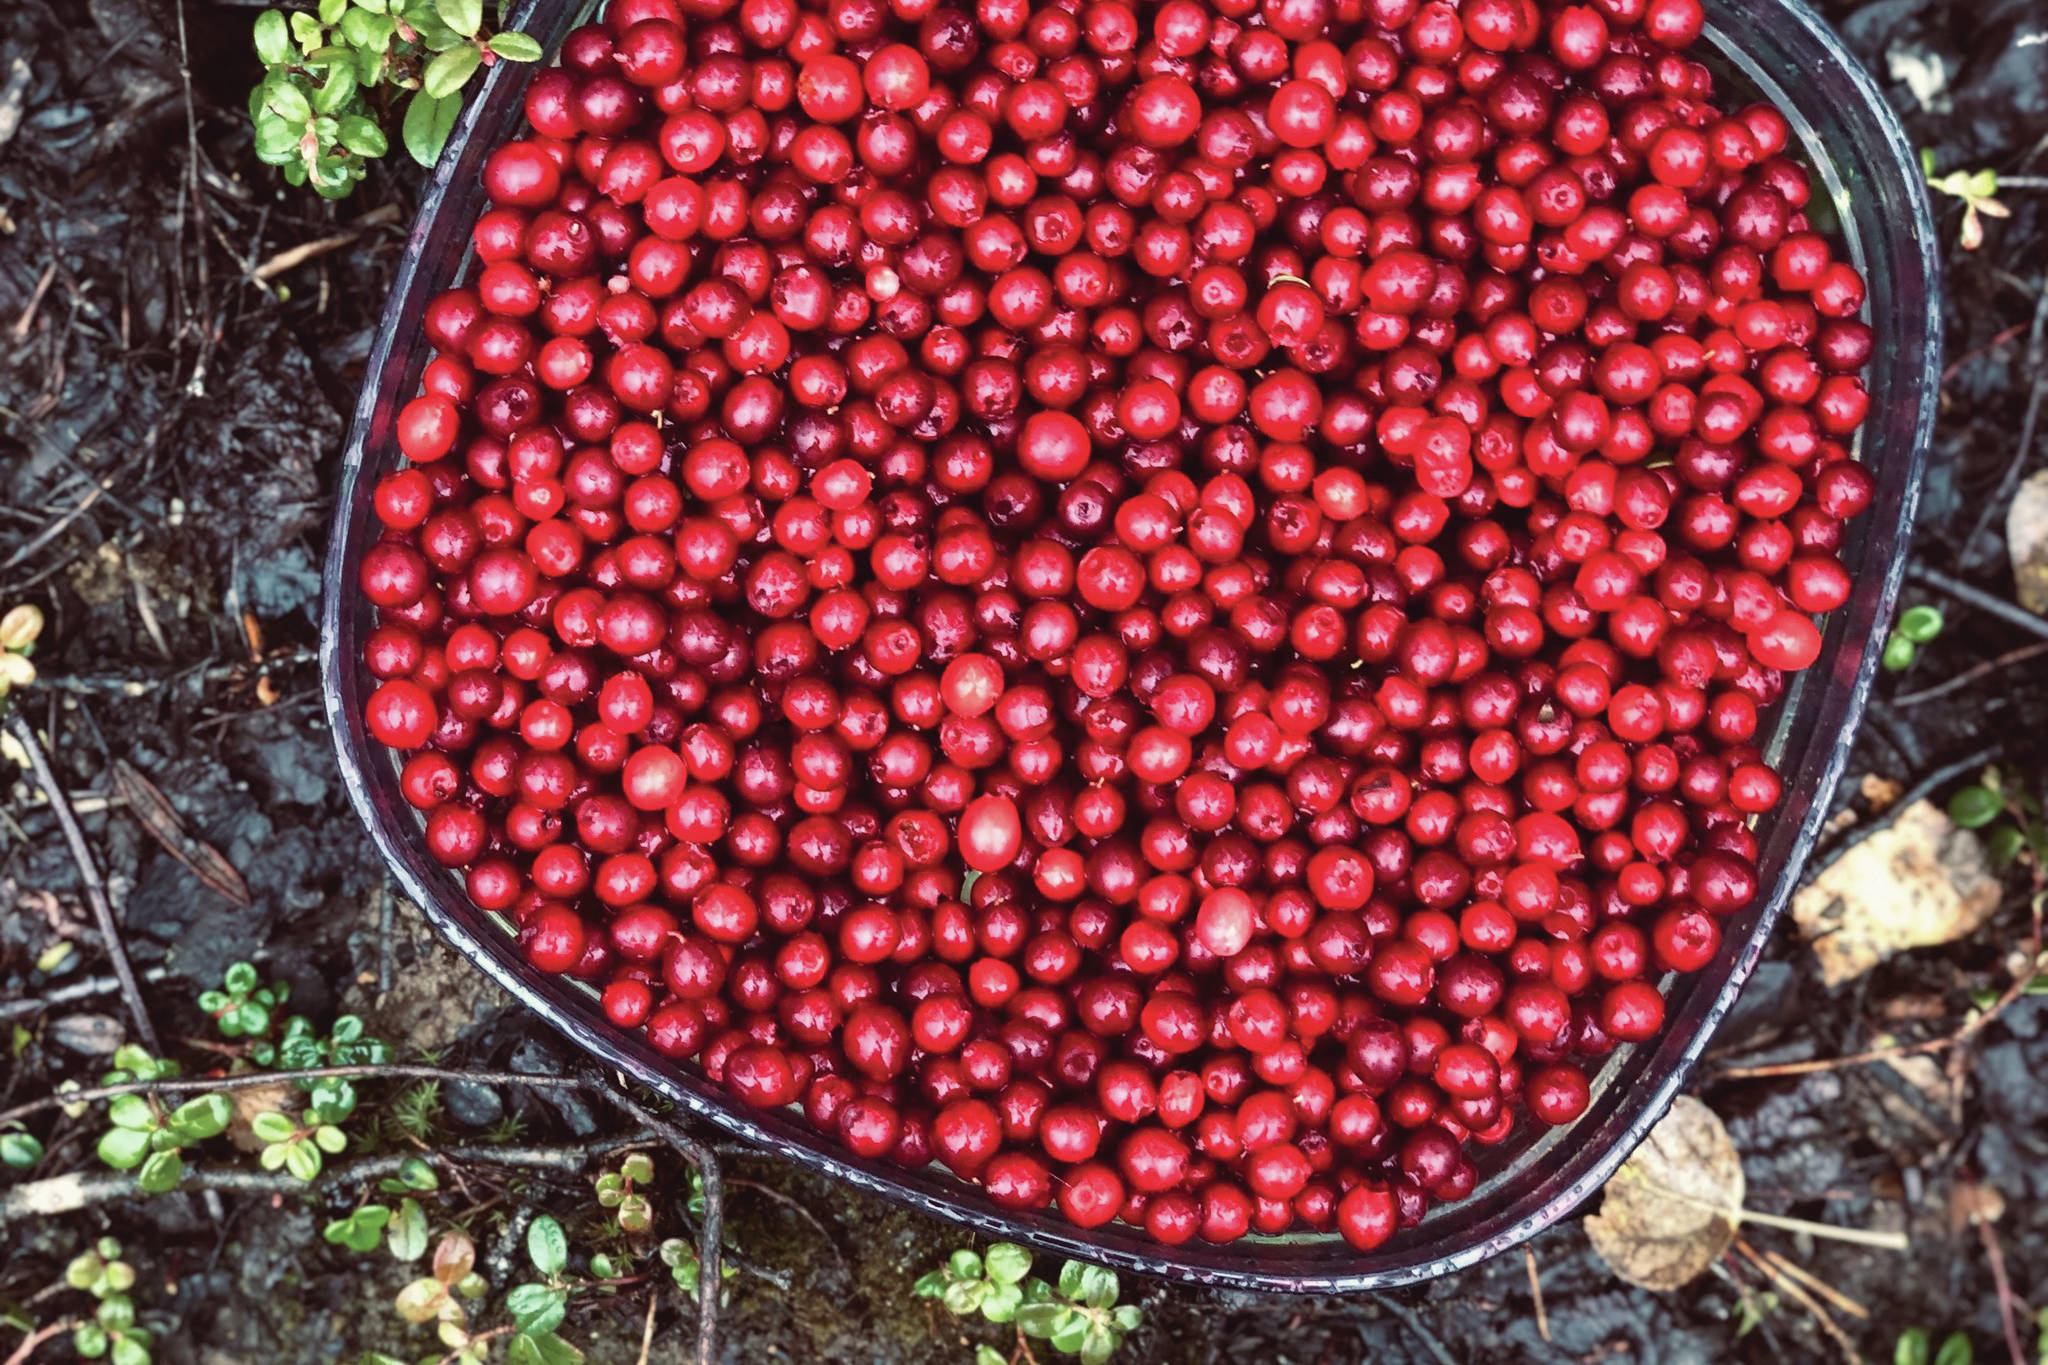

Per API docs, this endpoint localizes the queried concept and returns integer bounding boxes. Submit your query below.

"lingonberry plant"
[63,1240,155,1365]
[1880,604,1944,673]
[916,1243,1142,1364]
[249,0,545,198]
[355,0,1884,1249]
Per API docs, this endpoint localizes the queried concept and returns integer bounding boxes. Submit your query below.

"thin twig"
[1761,1252,1870,1320]
[1958,281,2048,571]
[1806,745,2002,880]
[1715,963,2040,1082]
[582,1076,723,1365]
[1368,1294,1461,1365]
[1523,1246,1550,1343]
[1734,1238,1863,1365]
[1975,1216,2029,1365]
[5,711,158,1052]
[1909,564,2048,643]
[635,1287,659,1365]
[0,1141,645,1226]
[0,966,171,1021]
[1,1318,80,1365]
[0,1063,588,1129]
[1893,641,2048,707]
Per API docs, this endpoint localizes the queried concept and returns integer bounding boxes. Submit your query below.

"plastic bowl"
[320,0,1940,1292]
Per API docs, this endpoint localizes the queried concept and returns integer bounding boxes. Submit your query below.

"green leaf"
[224,962,259,995]
[1898,604,1944,643]
[227,1003,271,1037]
[527,1215,567,1276]
[912,1271,947,1298]
[1112,1305,1142,1332]
[313,1124,348,1154]
[507,1331,583,1365]
[981,1281,1022,1324]
[435,0,483,37]
[1058,1261,1087,1301]
[1881,633,1917,671]
[505,1284,567,1334]
[0,1130,43,1169]
[95,1296,135,1331]
[109,1095,157,1131]
[949,1249,984,1282]
[1987,824,2027,867]
[985,1243,1031,1285]
[336,114,387,157]
[422,45,480,99]
[487,30,544,61]
[1080,1323,1118,1365]
[318,0,347,21]
[254,10,293,64]
[251,1112,296,1144]
[313,65,358,115]
[390,1197,430,1261]
[310,1080,357,1124]
[1949,785,2003,829]
[74,1324,110,1359]
[109,1338,149,1365]
[616,1193,652,1233]
[325,1205,392,1252]
[941,1279,986,1316]
[976,1350,1007,1365]
[285,1137,324,1181]
[138,1149,184,1193]
[1077,1265,1118,1309]
[1934,1333,1974,1365]
[1050,1309,1090,1354]
[620,1152,655,1185]
[403,91,460,166]
[1017,1304,1066,1339]
[265,80,313,124]
[170,1094,233,1140]
[98,1127,152,1171]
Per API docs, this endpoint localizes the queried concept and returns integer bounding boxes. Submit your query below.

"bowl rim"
[319,0,1942,1292]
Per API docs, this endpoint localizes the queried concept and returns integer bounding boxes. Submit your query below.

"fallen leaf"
[1586,1097,1745,1291]
[227,1079,299,1152]
[1790,800,2001,987]
[2006,469,2048,614]
[110,759,253,907]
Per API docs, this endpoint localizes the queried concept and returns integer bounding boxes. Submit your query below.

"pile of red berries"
[357,0,1876,1252]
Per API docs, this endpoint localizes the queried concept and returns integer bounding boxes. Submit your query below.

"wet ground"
[0,0,2044,1361]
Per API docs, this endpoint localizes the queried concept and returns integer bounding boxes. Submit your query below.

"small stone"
[2007,469,2048,613]
[444,1079,504,1129]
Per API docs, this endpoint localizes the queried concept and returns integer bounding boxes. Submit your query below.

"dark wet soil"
[0,0,2044,1361]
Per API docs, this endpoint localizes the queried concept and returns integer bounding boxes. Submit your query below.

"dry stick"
[1715,959,2041,1082]
[0,1141,644,1226]
[1,1319,80,1365]
[1609,1169,1909,1250]
[1522,1246,1551,1343]
[634,1288,659,1365]
[1975,1217,2029,1365]
[1910,564,2048,644]
[1368,1294,1461,1365]
[1734,1238,1864,1365]
[582,1077,723,1365]
[1761,1251,1870,1320]
[0,966,170,1021]
[5,711,158,1054]
[1956,282,2048,573]
[1893,640,2048,708]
